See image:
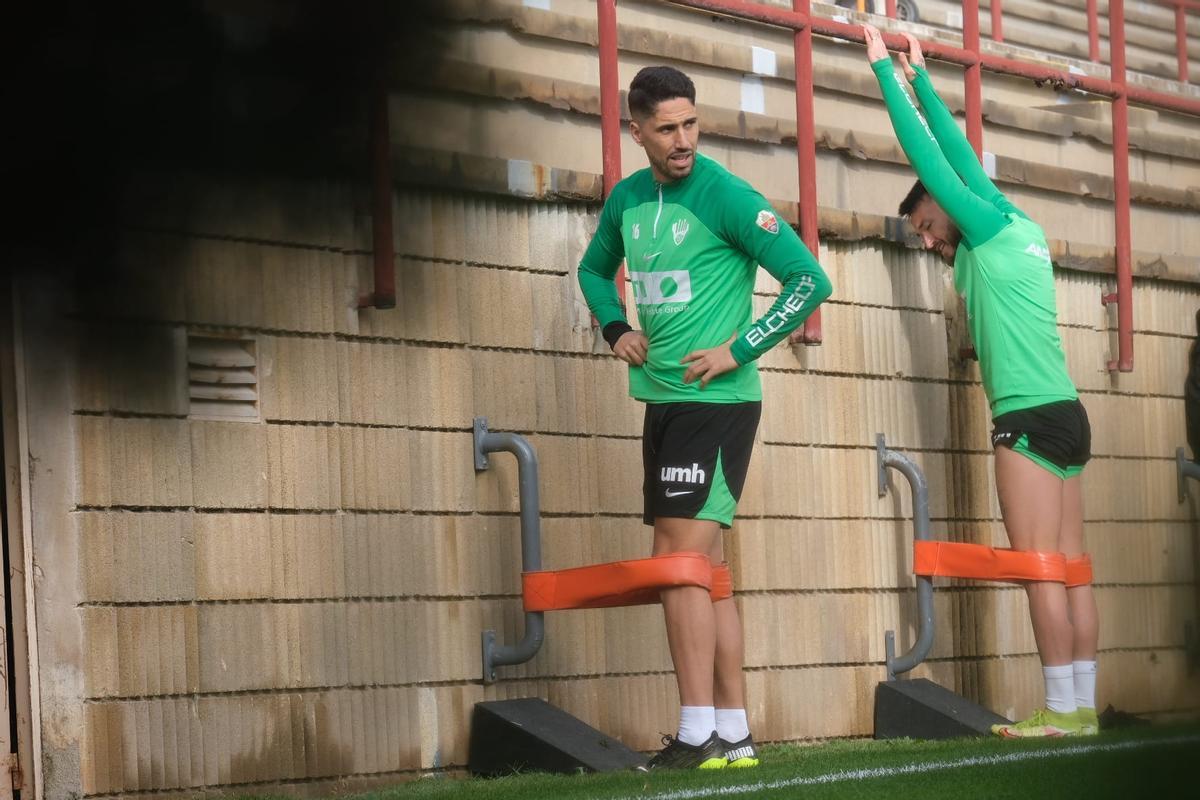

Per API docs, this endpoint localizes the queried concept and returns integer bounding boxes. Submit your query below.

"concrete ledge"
[391,144,1200,286]
[405,59,1200,211]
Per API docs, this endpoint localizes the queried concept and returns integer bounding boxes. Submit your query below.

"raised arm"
[899,34,1024,219]
[863,25,1008,248]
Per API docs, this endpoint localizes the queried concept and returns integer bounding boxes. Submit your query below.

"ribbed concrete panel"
[733,518,912,592]
[268,514,346,600]
[267,424,342,510]
[194,513,272,601]
[353,257,472,344]
[761,373,951,451]
[190,421,269,509]
[759,301,951,379]
[336,340,408,426]
[74,321,188,416]
[83,606,199,699]
[76,416,194,508]
[259,336,341,422]
[79,511,196,603]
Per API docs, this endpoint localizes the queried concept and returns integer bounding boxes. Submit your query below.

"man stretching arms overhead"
[863,26,1099,738]
[578,65,831,768]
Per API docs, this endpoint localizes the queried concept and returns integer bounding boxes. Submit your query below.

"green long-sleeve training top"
[872,59,1077,416]
[578,152,832,404]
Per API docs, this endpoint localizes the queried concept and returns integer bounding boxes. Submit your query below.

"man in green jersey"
[578,65,831,768]
[864,26,1098,738]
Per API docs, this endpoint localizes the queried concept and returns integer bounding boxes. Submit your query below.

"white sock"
[1043,664,1077,714]
[1073,660,1098,710]
[716,708,750,743]
[677,706,716,746]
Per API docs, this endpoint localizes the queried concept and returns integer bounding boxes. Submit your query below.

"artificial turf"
[240,721,1199,800]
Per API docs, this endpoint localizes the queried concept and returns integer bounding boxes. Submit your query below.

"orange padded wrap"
[913,541,1067,583]
[1065,554,1093,587]
[521,553,714,612]
[710,563,733,601]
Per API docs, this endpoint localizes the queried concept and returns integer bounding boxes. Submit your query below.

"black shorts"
[991,398,1091,479]
[642,401,761,529]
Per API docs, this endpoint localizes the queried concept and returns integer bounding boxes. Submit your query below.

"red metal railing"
[597,0,623,298]
[1142,0,1199,83]
[1084,1,1197,85]
[597,0,1200,371]
[1088,0,1102,62]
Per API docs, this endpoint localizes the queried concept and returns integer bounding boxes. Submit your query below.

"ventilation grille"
[187,334,259,421]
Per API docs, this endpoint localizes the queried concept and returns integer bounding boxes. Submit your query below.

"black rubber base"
[875,678,1011,740]
[468,698,648,776]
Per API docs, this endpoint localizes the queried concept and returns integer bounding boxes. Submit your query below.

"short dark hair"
[628,66,696,120]
[898,180,929,217]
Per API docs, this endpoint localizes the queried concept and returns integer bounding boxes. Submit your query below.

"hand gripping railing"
[474,417,545,683]
[1179,447,1200,503]
[876,434,935,681]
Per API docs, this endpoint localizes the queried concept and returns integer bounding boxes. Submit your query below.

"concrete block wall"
[30,1,1199,797]
[65,175,1200,797]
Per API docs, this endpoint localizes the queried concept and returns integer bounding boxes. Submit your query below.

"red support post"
[794,0,822,344]
[963,0,984,158]
[597,0,626,300]
[991,0,1004,43]
[598,0,622,199]
[886,0,897,18]
[1177,1,1190,83]
[1087,0,1100,62]
[360,73,396,310]
[1108,0,1134,372]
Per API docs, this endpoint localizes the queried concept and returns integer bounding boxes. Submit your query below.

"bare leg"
[653,517,721,707]
[994,447,1072,666]
[1061,475,1098,661]
[708,533,746,711]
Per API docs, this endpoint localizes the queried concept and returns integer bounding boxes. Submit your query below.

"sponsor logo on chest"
[629,270,693,306]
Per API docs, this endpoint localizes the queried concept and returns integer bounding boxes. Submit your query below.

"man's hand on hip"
[681,335,739,388]
[614,330,649,365]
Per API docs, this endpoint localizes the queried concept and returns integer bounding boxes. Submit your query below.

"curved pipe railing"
[1179,447,1200,504]
[876,434,935,681]
[474,417,545,683]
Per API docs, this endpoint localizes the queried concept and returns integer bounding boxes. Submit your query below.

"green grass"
[237,722,1199,800]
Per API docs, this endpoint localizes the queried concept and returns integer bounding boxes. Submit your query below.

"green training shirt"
[872,60,1077,416]
[578,152,832,404]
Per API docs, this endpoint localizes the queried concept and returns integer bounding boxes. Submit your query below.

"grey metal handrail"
[474,417,545,683]
[1179,447,1200,504]
[876,434,935,681]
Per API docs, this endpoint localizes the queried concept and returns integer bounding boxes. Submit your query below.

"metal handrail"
[474,417,545,683]
[1178,446,1200,503]
[876,434,935,681]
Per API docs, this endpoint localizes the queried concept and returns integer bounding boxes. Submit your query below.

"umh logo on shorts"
[661,462,706,484]
[629,270,693,305]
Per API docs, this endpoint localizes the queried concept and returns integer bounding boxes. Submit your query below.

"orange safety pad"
[1065,554,1093,587]
[710,562,733,601]
[913,540,1067,583]
[522,553,715,612]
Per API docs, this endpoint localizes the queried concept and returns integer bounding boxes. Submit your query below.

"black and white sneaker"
[636,731,726,771]
[720,734,760,768]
